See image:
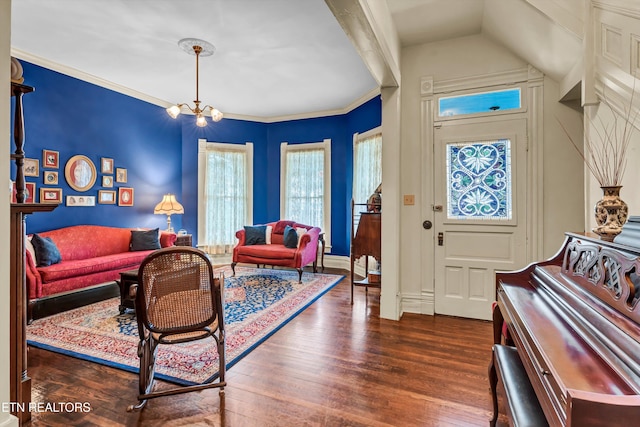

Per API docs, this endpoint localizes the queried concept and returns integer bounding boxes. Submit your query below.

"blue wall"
[14,62,182,234]
[14,61,381,255]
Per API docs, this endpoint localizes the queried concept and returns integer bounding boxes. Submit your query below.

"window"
[198,139,253,254]
[438,88,522,118]
[353,127,382,204]
[446,139,512,221]
[281,139,331,246]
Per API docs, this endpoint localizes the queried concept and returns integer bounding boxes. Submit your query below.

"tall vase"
[593,186,628,241]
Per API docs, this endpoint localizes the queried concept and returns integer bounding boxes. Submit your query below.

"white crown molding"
[11,48,381,123]
[432,68,530,94]
[11,48,171,109]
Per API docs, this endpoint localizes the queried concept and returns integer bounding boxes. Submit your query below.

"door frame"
[415,66,544,316]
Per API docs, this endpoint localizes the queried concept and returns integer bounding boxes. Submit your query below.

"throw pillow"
[295,227,307,248]
[31,233,62,267]
[283,225,298,248]
[130,228,161,251]
[245,225,267,245]
[265,225,273,244]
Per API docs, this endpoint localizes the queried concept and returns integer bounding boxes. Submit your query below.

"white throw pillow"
[296,227,307,248]
[265,226,273,244]
[25,235,36,263]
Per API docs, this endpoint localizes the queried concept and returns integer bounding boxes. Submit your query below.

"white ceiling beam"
[524,0,584,39]
[325,0,400,88]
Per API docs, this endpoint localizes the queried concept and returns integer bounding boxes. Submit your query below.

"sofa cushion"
[38,251,153,283]
[31,233,62,267]
[130,228,161,251]
[283,225,298,248]
[236,244,296,260]
[245,225,267,245]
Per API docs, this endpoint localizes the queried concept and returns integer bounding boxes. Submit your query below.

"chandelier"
[166,38,223,127]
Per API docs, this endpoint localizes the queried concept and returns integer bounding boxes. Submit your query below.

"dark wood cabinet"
[350,201,381,303]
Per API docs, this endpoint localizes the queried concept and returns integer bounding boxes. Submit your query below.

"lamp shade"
[154,194,184,215]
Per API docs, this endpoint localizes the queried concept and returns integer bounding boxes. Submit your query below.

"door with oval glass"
[433,117,528,320]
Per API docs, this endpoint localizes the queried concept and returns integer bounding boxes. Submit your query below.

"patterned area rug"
[27,266,342,385]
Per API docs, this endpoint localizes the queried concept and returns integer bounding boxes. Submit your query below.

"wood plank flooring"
[26,269,506,426]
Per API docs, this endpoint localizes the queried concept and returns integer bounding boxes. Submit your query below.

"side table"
[175,234,193,247]
[118,269,138,313]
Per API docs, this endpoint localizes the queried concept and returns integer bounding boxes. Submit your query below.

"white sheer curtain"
[353,131,382,204]
[202,146,248,254]
[284,148,324,228]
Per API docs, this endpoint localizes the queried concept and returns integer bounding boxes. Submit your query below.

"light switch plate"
[404,194,415,205]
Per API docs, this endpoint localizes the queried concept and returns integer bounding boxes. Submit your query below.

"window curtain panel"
[202,147,248,255]
[353,132,382,204]
[284,148,324,229]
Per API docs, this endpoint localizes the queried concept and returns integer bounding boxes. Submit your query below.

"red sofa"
[26,225,176,321]
[231,220,321,282]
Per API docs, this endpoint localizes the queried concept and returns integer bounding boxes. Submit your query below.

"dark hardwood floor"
[26,269,507,426]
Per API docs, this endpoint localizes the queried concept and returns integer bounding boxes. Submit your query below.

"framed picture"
[101,157,114,174]
[65,155,97,192]
[116,168,127,183]
[43,149,59,169]
[40,188,62,204]
[24,158,39,177]
[11,182,35,203]
[67,195,96,207]
[43,171,58,185]
[102,175,113,187]
[118,187,134,206]
[98,190,116,204]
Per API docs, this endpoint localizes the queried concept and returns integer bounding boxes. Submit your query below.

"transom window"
[438,88,521,118]
[446,139,512,220]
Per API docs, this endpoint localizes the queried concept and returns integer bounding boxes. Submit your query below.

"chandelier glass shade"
[166,38,223,127]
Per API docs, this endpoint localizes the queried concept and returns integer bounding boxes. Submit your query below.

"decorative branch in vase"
[557,85,639,242]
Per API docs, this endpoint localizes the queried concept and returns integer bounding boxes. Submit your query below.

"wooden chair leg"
[297,268,303,283]
[231,262,237,276]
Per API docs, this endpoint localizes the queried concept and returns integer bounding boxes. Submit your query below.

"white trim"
[432,68,530,95]
[11,48,172,109]
[353,125,382,142]
[197,139,254,247]
[593,0,640,19]
[280,139,332,248]
[11,48,380,123]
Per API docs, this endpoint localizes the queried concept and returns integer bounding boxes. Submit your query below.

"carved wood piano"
[490,232,640,426]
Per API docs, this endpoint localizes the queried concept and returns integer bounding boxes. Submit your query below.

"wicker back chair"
[127,246,226,411]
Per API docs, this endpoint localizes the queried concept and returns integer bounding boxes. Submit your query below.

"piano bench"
[491,344,548,427]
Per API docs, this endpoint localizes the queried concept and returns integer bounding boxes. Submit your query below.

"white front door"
[433,117,528,320]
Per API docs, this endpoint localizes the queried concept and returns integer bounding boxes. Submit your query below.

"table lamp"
[154,194,184,232]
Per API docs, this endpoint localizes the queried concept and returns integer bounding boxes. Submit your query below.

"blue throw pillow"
[31,233,62,267]
[130,228,161,251]
[283,225,298,248]
[244,225,267,245]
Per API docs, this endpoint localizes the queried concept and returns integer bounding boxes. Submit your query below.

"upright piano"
[490,232,640,426]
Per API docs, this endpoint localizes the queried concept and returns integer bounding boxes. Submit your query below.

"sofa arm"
[25,251,43,300]
[160,231,177,247]
[234,229,247,246]
[295,227,321,268]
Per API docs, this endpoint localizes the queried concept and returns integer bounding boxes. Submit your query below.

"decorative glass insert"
[446,139,512,220]
[438,88,521,117]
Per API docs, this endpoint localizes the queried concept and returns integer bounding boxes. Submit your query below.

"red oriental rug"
[27,266,342,385]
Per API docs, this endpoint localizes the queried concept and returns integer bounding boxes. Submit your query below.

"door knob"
[422,220,432,230]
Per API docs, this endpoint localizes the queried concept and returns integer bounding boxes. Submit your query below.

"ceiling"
[10,0,582,120]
